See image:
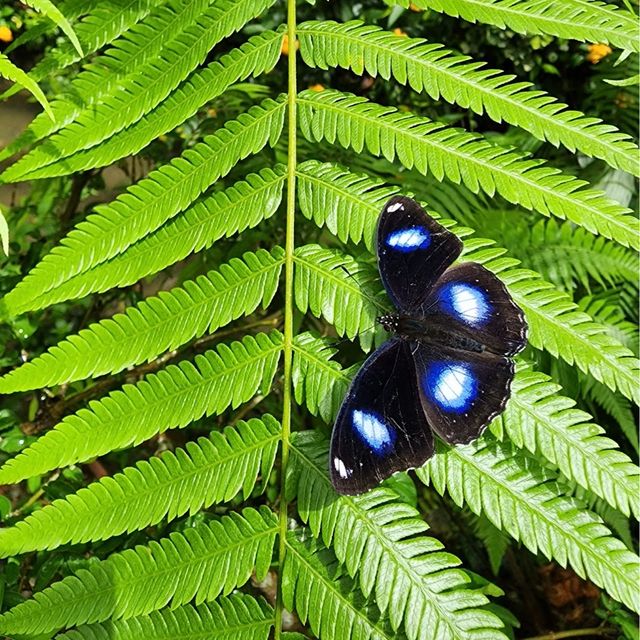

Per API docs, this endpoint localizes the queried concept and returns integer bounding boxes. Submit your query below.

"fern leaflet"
[417,438,640,612]
[297,90,639,249]
[399,0,640,52]
[19,166,287,312]
[1,97,286,316]
[0,416,280,555]
[0,332,283,484]
[288,430,508,640]
[0,248,284,391]
[297,20,639,175]
[0,507,277,634]
[57,595,274,640]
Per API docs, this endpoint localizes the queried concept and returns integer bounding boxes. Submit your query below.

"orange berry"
[309,83,325,91]
[392,27,408,37]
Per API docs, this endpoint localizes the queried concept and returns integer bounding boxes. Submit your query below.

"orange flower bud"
[281,34,299,56]
[0,26,13,43]
[586,43,612,64]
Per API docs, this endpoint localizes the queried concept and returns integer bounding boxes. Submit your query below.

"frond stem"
[523,628,617,640]
[275,0,297,637]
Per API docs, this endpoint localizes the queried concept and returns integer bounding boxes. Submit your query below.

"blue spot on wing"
[438,282,490,326]
[352,410,395,454]
[424,362,477,413]
[386,226,431,252]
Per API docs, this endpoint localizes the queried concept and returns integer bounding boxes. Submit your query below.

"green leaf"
[417,438,640,613]
[0,417,280,556]
[293,244,385,350]
[57,595,274,640]
[297,20,639,175]
[25,0,84,56]
[293,332,356,424]
[0,53,53,121]
[8,29,285,176]
[289,431,508,640]
[0,332,283,485]
[0,507,277,634]
[400,0,640,53]
[2,96,287,316]
[297,89,639,249]
[494,368,640,518]
[1,0,278,180]
[20,166,287,312]
[283,532,402,640]
[0,248,284,392]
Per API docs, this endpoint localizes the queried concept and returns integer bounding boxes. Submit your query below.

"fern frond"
[288,431,507,640]
[297,90,639,249]
[0,0,278,181]
[0,0,164,111]
[468,215,638,292]
[499,267,640,403]
[0,0,178,159]
[0,416,280,555]
[1,96,287,316]
[295,162,640,402]
[57,595,274,640]
[494,368,640,517]
[283,532,402,640]
[293,244,385,350]
[9,29,285,176]
[26,0,83,56]
[297,20,638,174]
[0,507,277,634]
[0,332,283,484]
[417,438,640,612]
[0,248,284,392]
[583,378,639,453]
[578,295,638,354]
[400,0,640,52]
[0,53,53,120]
[292,332,356,424]
[24,166,287,311]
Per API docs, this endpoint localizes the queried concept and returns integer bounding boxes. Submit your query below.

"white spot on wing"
[387,202,405,212]
[334,457,351,479]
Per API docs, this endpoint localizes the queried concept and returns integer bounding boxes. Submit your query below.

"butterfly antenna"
[338,264,387,314]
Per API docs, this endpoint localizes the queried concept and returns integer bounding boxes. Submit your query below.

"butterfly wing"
[422,262,527,357]
[412,341,515,445]
[330,338,434,495]
[377,196,462,313]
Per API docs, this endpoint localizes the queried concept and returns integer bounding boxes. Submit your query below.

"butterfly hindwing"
[377,196,462,313]
[412,341,515,445]
[330,338,434,495]
[423,262,528,357]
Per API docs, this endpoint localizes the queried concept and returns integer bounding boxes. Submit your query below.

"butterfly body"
[330,196,527,495]
[378,313,486,353]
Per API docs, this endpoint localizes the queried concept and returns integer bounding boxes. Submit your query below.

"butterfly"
[330,196,527,495]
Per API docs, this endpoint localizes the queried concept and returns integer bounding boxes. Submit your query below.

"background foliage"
[0,0,638,638]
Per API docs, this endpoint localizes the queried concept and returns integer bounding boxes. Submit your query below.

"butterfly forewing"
[377,196,462,313]
[330,339,434,495]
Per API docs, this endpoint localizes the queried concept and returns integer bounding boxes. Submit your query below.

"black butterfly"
[330,196,527,495]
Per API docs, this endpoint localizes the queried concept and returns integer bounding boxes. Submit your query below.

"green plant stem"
[523,628,617,640]
[275,0,297,637]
